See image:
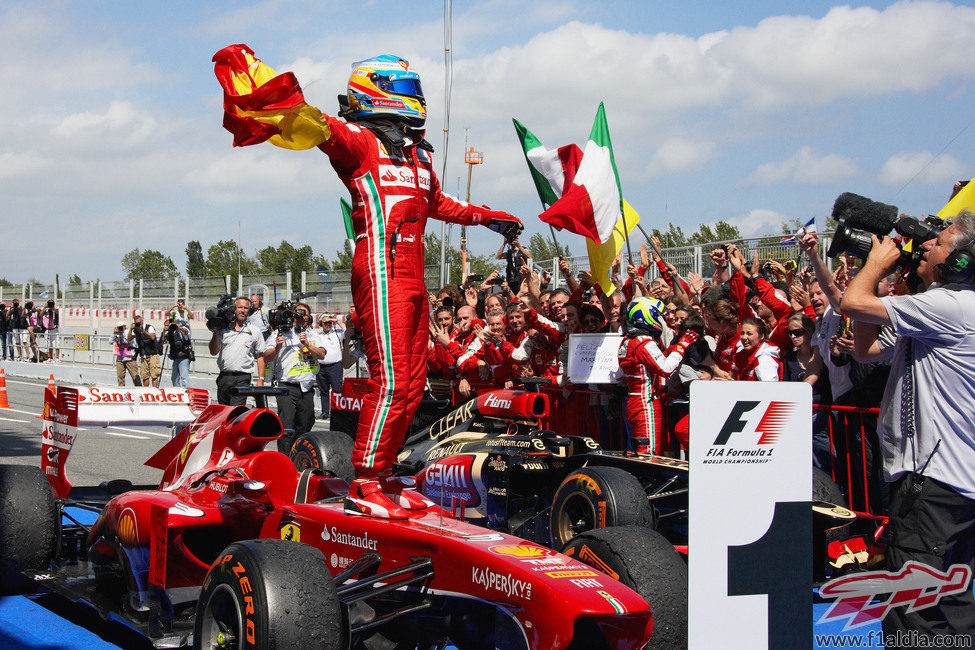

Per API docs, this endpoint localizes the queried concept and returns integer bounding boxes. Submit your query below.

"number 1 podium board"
[689,381,812,649]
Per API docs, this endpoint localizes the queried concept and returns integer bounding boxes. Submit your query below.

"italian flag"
[512,118,583,207]
[536,103,623,245]
[512,107,638,296]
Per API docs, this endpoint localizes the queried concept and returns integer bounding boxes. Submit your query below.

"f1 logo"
[713,401,759,445]
[713,400,795,446]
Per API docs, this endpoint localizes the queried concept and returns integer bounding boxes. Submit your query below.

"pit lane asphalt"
[0,376,336,485]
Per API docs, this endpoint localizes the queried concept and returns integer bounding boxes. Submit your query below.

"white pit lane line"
[0,415,31,423]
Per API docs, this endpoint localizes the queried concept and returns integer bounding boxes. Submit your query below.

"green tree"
[185,240,207,278]
[424,233,500,285]
[0,277,12,288]
[255,241,315,291]
[206,240,256,277]
[525,232,570,261]
[67,274,83,286]
[687,220,742,246]
[650,223,688,248]
[121,249,180,280]
[331,240,354,270]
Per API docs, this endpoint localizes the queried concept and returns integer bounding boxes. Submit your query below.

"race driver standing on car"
[213,45,521,518]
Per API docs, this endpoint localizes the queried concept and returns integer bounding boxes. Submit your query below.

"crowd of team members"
[421,234,886,487]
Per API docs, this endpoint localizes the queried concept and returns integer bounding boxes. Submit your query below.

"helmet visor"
[373,74,423,99]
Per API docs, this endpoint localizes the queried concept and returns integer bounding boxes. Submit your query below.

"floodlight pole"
[462,145,483,279]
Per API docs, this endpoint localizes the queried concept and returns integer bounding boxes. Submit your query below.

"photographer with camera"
[165,317,194,388]
[112,320,141,386]
[263,301,325,453]
[316,312,345,420]
[128,313,161,387]
[841,209,975,643]
[496,235,531,294]
[208,296,266,405]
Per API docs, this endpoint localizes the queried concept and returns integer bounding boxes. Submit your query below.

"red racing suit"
[618,333,695,454]
[317,116,516,477]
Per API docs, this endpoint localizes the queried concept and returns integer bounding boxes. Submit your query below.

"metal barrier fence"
[544,233,835,285]
[1,233,835,316]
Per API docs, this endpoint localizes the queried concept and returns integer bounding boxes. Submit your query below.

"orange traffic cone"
[47,373,56,396]
[0,369,9,409]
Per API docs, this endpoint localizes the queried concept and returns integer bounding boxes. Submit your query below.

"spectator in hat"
[112,320,141,386]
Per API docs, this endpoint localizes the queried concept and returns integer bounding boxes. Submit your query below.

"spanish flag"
[212,44,330,150]
[937,176,975,219]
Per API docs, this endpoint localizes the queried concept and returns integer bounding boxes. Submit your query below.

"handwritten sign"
[567,333,623,384]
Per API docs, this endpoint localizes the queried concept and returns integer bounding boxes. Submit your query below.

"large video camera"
[268,292,317,333]
[205,294,236,332]
[826,192,946,277]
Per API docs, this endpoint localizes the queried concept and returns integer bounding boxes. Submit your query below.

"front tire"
[194,539,345,650]
[563,526,687,649]
[0,464,57,593]
[289,431,355,481]
[551,465,657,548]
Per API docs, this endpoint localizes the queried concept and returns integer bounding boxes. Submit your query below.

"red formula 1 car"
[0,385,655,649]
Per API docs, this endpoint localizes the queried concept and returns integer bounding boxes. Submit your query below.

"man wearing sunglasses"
[263,303,326,454]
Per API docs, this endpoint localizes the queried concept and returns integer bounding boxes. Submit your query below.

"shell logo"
[489,544,555,559]
[118,510,139,545]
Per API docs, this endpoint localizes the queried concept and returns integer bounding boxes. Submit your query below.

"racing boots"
[343,477,434,519]
[380,476,435,511]
[344,478,410,519]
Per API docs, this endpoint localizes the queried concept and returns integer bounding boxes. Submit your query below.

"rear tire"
[563,526,687,649]
[289,431,355,481]
[551,466,657,548]
[0,464,57,594]
[194,539,345,650]
[813,467,846,507]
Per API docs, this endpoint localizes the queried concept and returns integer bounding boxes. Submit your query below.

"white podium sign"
[566,333,623,384]
[689,381,812,649]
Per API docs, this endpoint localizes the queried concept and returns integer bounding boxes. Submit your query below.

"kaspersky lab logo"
[704,400,797,465]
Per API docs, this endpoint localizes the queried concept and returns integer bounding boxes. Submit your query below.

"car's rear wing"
[41,385,211,498]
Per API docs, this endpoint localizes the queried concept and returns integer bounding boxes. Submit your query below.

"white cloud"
[52,101,160,151]
[722,209,792,239]
[880,151,967,186]
[188,148,342,205]
[747,147,859,186]
[647,138,717,177]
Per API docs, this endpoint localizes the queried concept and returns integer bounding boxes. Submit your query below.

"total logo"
[702,400,797,466]
[321,525,378,551]
[331,393,362,412]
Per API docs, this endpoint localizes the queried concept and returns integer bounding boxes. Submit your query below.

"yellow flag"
[937,176,975,219]
[586,199,640,297]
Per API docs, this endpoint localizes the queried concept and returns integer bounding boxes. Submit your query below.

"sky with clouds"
[2,0,974,283]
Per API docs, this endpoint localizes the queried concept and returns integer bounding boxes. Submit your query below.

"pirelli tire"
[0,464,57,594]
[551,465,657,549]
[563,526,687,650]
[194,539,345,650]
[813,466,846,506]
[289,430,355,481]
